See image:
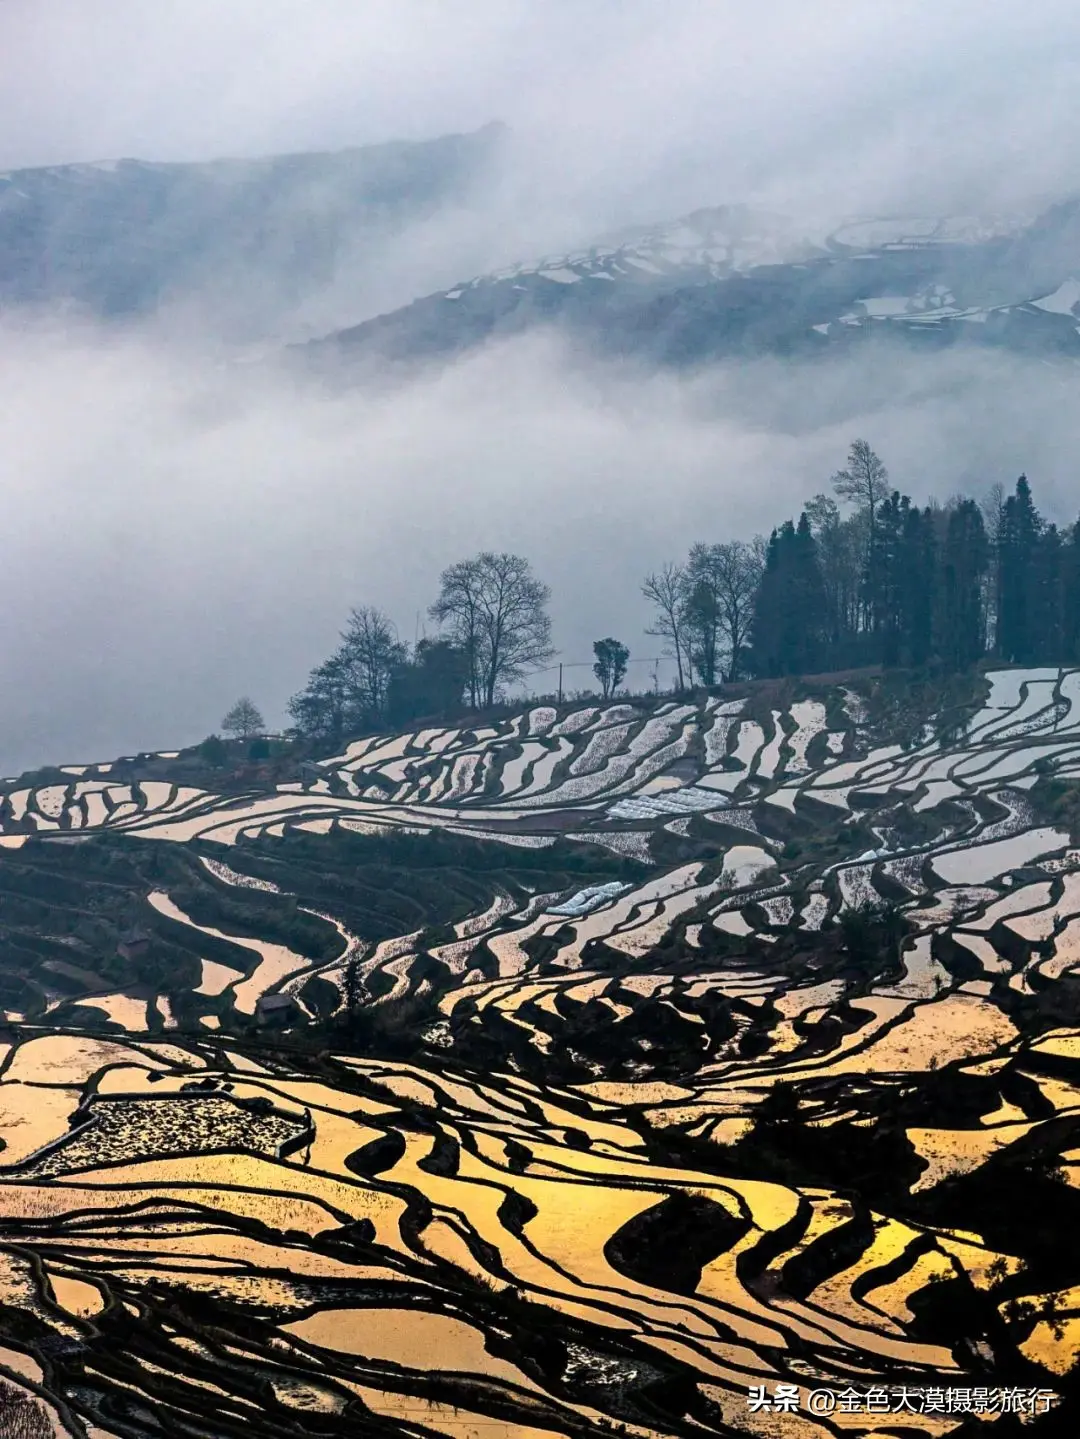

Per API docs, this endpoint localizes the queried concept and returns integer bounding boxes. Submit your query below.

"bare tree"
[980,480,1007,546]
[221,696,265,739]
[592,638,629,698]
[430,552,554,709]
[339,605,406,724]
[832,439,890,535]
[708,539,765,681]
[642,562,689,691]
[430,560,482,707]
[679,541,765,684]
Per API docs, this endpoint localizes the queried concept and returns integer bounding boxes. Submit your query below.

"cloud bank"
[2,318,1078,773]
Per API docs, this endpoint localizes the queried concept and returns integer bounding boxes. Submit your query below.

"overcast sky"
[2,2,1080,772]
[3,0,1079,222]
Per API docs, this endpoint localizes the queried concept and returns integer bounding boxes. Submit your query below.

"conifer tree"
[1031,524,1064,662]
[751,515,826,676]
[901,503,936,667]
[791,513,828,673]
[996,475,1042,662]
[939,500,989,671]
[751,528,785,678]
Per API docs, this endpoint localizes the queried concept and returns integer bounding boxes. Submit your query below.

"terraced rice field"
[0,669,1078,1432]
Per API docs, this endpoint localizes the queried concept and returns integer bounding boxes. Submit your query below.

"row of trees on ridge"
[645,442,1080,681]
[284,444,1080,741]
[288,553,557,740]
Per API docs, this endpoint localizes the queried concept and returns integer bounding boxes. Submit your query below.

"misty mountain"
[298,201,1080,374]
[0,122,506,338]
[6,122,1080,369]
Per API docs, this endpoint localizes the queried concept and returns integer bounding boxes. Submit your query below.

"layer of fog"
[2,317,1078,775]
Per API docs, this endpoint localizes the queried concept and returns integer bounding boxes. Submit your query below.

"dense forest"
[281,443,1080,743]
[749,444,1080,679]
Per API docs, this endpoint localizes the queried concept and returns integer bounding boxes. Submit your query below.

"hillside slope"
[298,203,1080,374]
[0,669,1077,1431]
[0,122,505,337]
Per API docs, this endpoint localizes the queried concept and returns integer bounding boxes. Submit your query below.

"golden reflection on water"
[285,1305,539,1392]
[47,1270,105,1319]
[0,1083,82,1164]
[0,914,1065,1436]
[76,993,148,1030]
[3,1035,159,1085]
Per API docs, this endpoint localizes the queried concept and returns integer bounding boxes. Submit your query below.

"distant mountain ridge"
[0,123,506,337]
[297,200,1080,374]
[4,123,1080,369]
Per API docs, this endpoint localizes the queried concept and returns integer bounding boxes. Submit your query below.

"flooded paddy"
[0,673,1079,1430]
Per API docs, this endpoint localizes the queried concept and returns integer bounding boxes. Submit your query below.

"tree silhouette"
[592,638,629,698]
[684,540,764,683]
[288,605,404,739]
[642,563,689,691]
[939,499,989,671]
[751,515,827,676]
[338,606,406,726]
[288,654,350,741]
[199,734,228,767]
[430,552,554,709]
[221,697,264,739]
[996,475,1042,662]
[388,639,470,725]
[832,439,890,533]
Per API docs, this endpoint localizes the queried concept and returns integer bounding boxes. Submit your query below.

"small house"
[255,993,297,1027]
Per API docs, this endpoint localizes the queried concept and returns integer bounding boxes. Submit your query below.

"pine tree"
[863,491,934,667]
[1031,524,1064,662]
[938,500,989,671]
[791,514,828,673]
[751,529,784,677]
[901,503,936,667]
[996,475,1042,662]
[868,491,904,663]
[750,515,826,676]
